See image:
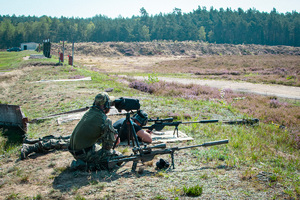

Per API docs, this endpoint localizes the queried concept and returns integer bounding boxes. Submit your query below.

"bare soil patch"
[76,55,182,73]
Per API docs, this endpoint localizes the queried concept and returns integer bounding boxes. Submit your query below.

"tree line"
[0,6,299,49]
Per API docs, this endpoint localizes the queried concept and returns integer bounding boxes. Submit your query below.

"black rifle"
[143,118,259,137]
[29,107,91,123]
[106,139,229,171]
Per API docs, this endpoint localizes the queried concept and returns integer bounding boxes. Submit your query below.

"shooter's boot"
[70,159,88,171]
[20,143,42,160]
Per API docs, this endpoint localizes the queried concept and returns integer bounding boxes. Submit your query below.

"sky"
[1,0,299,19]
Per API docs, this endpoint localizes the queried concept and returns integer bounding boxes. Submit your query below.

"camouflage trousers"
[20,136,70,159]
[30,137,70,152]
[21,135,122,170]
[69,144,122,170]
[40,138,69,151]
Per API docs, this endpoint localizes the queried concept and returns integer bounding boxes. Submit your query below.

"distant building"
[21,42,39,51]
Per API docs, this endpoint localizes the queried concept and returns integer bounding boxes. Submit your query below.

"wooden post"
[72,41,74,66]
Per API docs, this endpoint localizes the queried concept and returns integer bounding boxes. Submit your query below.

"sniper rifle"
[106,139,229,171]
[144,118,259,137]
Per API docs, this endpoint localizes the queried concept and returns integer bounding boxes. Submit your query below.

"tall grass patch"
[183,184,203,197]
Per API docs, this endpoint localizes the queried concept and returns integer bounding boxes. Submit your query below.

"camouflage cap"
[94,92,115,107]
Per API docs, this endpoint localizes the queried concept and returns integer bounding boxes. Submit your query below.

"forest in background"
[0,6,300,49]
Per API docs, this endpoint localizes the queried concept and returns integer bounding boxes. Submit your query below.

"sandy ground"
[129,76,300,100]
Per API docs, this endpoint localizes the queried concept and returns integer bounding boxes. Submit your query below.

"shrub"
[129,81,155,93]
[269,99,287,108]
[129,80,221,100]
[183,185,203,197]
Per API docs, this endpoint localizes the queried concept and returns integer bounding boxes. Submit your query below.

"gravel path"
[132,76,300,100]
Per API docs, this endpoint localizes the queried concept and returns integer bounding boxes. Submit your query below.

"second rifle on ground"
[106,139,229,171]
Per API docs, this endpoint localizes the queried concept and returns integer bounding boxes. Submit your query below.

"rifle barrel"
[181,120,219,124]
[178,139,229,150]
[29,107,90,123]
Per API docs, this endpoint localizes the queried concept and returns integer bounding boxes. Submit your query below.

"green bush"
[183,184,203,197]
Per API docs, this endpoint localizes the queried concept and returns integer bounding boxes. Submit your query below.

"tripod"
[113,111,140,149]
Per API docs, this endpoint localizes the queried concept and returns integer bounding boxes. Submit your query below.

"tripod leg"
[123,112,141,148]
[130,119,140,148]
[127,121,131,146]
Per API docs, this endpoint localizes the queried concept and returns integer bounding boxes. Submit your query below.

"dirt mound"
[51,41,300,57]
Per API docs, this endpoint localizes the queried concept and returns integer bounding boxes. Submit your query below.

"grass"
[0,51,299,199]
[137,80,298,198]
[0,51,31,70]
[5,192,19,200]
[128,75,300,198]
